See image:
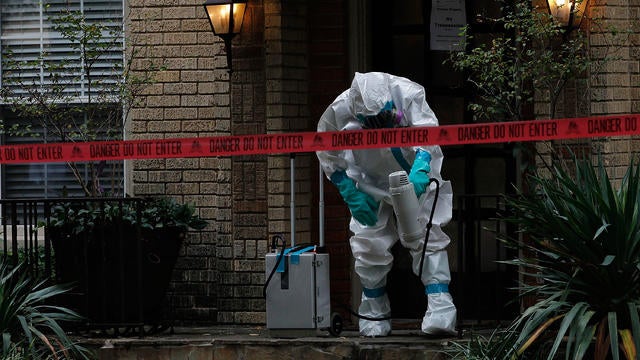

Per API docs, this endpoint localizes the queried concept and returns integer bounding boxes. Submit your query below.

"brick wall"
[127,0,227,323]
[127,0,327,325]
[535,1,640,183]
[265,0,313,252]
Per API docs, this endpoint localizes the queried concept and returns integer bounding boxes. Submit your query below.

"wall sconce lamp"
[546,0,589,32]
[203,0,247,72]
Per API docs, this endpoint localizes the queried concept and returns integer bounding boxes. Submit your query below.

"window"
[2,110,124,199]
[0,0,125,199]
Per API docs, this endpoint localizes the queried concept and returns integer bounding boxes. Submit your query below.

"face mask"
[357,101,403,129]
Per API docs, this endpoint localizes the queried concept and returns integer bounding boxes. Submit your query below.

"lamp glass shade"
[547,0,588,28]
[205,2,246,35]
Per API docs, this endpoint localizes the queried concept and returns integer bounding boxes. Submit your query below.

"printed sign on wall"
[430,0,466,51]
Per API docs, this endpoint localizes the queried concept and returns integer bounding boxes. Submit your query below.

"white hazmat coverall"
[316,72,457,337]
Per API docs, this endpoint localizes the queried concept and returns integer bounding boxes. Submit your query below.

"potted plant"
[45,197,207,327]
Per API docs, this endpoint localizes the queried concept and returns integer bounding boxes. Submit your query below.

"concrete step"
[89,326,454,360]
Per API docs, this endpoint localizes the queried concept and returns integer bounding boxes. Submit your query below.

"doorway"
[369,0,519,322]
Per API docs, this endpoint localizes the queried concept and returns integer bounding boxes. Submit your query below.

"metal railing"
[1,199,54,278]
[387,194,519,323]
[451,194,519,323]
[0,195,520,331]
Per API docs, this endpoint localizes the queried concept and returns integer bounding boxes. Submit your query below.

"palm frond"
[0,259,92,359]
[499,152,640,359]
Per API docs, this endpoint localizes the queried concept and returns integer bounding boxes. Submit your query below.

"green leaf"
[546,303,586,359]
[0,259,89,359]
[594,223,610,240]
[609,312,620,360]
[629,303,640,358]
[498,151,640,358]
[619,329,637,360]
[569,309,596,359]
[601,255,616,266]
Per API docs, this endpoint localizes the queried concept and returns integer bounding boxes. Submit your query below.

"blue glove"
[408,149,431,198]
[330,171,379,226]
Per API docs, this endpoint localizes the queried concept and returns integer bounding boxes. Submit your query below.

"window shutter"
[0,1,42,96]
[1,0,124,102]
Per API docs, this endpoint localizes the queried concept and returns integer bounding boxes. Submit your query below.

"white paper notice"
[430,0,467,51]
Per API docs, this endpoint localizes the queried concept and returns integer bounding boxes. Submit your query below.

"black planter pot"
[138,227,185,320]
[50,224,184,327]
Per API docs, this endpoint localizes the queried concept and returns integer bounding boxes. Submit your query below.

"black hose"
[339,303,392,321]
[418,178,440,280]
[263,234,286,298]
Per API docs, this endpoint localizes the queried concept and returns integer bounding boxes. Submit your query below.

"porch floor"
[83,320,482,360]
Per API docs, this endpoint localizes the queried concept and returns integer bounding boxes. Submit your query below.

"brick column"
[127,0,227,323]
[216,0,269,324]
[126,0,345,326]
[589,0,640,181]
[217,0,315,325]
[265,0,313,251]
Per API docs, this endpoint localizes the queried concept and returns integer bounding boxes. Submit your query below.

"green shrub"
[446,154,640,359]
[47,197,207,236]
[445,327,522,359]
[501,154,640,359]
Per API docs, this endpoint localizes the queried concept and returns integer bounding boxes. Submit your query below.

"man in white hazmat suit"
[316,72,457,337]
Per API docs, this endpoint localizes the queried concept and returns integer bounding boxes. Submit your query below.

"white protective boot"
[420,250,457,335]
[404,180,457,336]
[358,287,392,337]
[349,206,397,337]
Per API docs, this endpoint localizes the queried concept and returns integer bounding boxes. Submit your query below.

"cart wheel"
[328,312,343,337]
